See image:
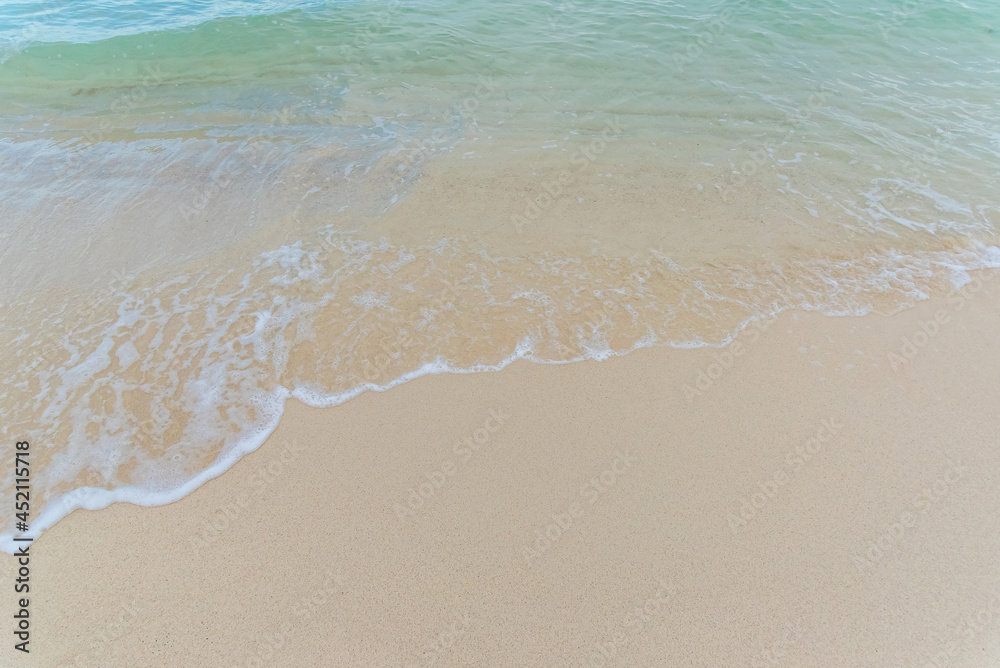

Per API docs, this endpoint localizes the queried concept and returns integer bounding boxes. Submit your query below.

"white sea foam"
[4,0,1000,551]
[4,239,999,553]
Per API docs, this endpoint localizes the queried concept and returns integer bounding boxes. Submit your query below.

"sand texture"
[5,272,1000,667]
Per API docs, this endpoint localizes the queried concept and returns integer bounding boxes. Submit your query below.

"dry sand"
[6,271,1000,667]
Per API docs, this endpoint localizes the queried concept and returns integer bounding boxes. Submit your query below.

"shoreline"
[6,270,1000,666]
[8,252,997,557]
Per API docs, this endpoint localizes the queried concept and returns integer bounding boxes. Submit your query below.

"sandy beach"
[5,2,1000,666]
[5,270,998,667]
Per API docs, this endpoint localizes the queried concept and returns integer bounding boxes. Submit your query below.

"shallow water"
[2,0,999,550]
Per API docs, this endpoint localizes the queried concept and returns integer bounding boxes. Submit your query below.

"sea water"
[2,0,999,550]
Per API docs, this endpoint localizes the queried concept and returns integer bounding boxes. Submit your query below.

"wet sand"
[6,271,1000,667]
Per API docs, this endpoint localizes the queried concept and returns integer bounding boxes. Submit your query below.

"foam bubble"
[4,230,1000,553]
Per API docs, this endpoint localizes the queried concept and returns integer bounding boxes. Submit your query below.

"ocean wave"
[3,231,999,552]
[3,0,1000,551]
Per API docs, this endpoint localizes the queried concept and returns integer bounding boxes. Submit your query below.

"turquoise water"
[0,0,329,51]
[2,0,999,550]
[2,0,998,252]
